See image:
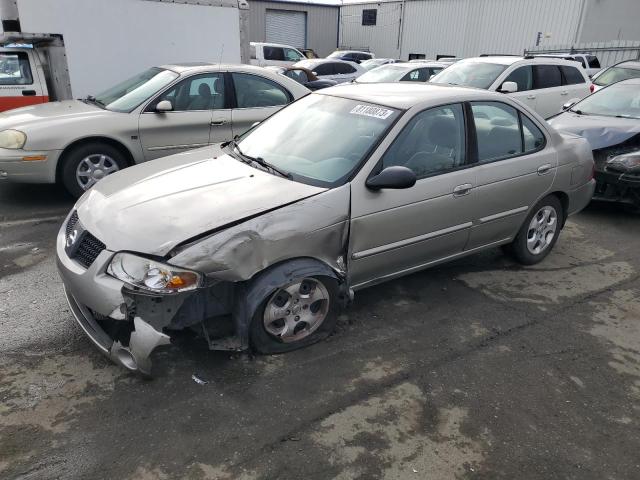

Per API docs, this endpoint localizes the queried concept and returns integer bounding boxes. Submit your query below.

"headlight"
[606,152,640,173]
[107,252,202,293]
[0,129,26,149]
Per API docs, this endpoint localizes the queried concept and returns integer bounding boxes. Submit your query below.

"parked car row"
[0,41,629,375]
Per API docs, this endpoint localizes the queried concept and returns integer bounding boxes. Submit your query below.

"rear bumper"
[567,178,596,216]
[0,148,61,183]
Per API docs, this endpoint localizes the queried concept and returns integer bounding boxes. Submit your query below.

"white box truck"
[0,0,250,111]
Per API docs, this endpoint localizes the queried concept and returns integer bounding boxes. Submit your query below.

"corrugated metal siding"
[338,2,403,58]
[249,0,339,57]
[401,0,584,60]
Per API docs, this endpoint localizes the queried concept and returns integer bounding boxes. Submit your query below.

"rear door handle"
[22,90,36,96]
[526,94,536,100]
[453,183,473,196]
[537,164,552,175]
[210,120,227,126]
[560,91,568,96]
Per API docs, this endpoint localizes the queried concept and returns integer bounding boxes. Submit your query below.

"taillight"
[590,163,595,180]
[589,84,595,93]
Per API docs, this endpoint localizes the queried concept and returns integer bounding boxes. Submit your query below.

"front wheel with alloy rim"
[505,195,563,265]
[61,142,128,197]
[250,276,340,354]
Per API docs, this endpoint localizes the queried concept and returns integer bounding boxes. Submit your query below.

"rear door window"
[401,68,429,82]
[313,63,335,76]
[232,73,290,108]
[335,62,357,74]
[533,65,562,89]
[263,46,285,61]
[503,66,533,91]
[471,102,522,162]
[561,66,585,85]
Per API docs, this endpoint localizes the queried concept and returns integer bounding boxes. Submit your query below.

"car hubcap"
[526,205,558,255]
[263,278,330,343]
[76,154,119,190]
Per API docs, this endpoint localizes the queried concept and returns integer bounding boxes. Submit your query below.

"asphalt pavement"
[1,180,639,480]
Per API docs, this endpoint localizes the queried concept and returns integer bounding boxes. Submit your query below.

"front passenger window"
[381,104,466,179]
[503,66,533,91]
[152,73,225,111]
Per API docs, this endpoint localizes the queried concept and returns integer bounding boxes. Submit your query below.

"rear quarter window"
[561,66,586,85]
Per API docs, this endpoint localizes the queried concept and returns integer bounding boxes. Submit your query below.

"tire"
[60,142,128,198]
[505,195,564,265]
[250,275,340,354]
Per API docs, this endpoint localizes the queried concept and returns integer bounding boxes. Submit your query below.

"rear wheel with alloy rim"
[505,195,563,265]
[61,142,128,197]
[250,276,339,354]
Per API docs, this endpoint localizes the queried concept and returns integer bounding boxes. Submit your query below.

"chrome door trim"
[478,206,529,224]
[352,237,512,291]
[351,221,472,260]
[147,142,210,151]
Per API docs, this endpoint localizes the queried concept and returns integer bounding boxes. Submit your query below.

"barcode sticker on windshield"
[350,105,394,119]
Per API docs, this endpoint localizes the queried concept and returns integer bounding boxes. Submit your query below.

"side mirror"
[312,71,318,76]
[155,100,173,112]
[366,166,416,190]
[499,81,518,93]
[562,98,580,111]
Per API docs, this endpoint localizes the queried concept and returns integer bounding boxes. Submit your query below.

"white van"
[250,42,306,67]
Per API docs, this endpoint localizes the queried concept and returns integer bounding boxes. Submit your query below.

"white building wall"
[578,0,640,43]
[338,2,403,58]
[400,0,584,60]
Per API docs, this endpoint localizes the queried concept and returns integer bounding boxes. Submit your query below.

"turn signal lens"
[589,84,595,93]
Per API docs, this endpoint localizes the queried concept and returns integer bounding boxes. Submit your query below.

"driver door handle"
[560,90,569,95]
[453,183,473,197]
[210,120,227,126]
[527,94,536,100]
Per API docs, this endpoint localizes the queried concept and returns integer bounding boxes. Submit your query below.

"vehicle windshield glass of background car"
[431,61,507,88]
[237,94,400,186]
[358,65,407,82]
[572,82,640,119]
[593,65,640,87]
[94,67,179,112]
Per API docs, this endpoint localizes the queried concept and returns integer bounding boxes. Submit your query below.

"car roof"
[250,42,300,49]
[332,50,370,55]
[296,58,354,66]
[614,60,640,70]
[316,82,507,110]
[459,56,582,66]
[391,61,448,69]
[160,63,276,75]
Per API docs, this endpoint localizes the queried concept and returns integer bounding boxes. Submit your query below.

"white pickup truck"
[250,42,306,67]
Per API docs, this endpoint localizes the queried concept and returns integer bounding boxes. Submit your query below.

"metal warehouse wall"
[249,0,339,56]
[579,0,640,43]
[339,1,403,58]
[401,0,584,60]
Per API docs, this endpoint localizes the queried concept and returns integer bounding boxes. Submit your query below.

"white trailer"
[0,0,250,111]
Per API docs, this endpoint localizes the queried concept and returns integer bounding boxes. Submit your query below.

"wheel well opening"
[56,137,135,183]
[551,191,569,227]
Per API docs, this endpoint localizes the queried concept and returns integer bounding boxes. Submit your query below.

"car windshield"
[571,83,640,119]
[94,67,179,112]
[361,59,388,70]
[593,65,640,86]
[236,94,401,187]
[357,65,407,82]
[431,61,508,89]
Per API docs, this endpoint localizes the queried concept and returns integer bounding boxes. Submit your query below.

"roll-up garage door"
[265,9,307,49]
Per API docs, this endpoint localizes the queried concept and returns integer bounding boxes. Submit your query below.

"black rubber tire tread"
[506,194,564,266]
[61,142,128,198]
[250,275,340,355]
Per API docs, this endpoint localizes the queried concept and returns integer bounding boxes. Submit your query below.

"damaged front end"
[593,136,640,208]
[57,185,351,376]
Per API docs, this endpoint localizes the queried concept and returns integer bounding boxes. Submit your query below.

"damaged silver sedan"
[57,83,596,375]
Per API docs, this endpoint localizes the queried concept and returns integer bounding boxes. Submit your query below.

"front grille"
[74,232,106,268]
[66,210,79,236]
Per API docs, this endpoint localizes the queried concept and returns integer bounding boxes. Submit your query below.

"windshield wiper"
[227,141,291,180]
[569,108,587,115]
[83,95,106,109]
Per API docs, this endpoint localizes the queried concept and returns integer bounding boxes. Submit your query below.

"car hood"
[0,100,106,130]
[549,112,640,150]
[75,146,327,256]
